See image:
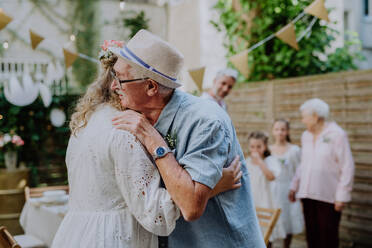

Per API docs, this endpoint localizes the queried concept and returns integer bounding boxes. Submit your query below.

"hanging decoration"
[0,8,12,31]
[228,0,329,77]
[38,83,52,107]
[275,23,299,50]
[0,8,98,69]
[50,108,66,127]
[229,50,250,78]
[63,48,78,68]
[4,69,40,107]
[304,0,329,22]
[188,67,205,92]
[29,30,44,50]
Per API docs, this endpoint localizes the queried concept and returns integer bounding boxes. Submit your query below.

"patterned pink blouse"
[290,122,354,203]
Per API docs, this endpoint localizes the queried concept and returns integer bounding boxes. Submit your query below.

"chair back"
[0,226,21,248]
[256,207,281,245]
[24,185,69,201]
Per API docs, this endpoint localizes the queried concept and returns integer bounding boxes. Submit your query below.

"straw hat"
[109,29,184,88]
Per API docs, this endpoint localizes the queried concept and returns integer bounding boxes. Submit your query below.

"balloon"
[4,72,39,106]
[50,108,66,127]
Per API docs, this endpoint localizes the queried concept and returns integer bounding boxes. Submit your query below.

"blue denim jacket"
[154,90,265,248]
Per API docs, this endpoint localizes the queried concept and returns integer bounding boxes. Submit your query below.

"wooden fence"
[225,69,372,247]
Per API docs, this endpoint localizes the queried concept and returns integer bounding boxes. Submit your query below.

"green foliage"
[123,11,150,38]
[0,91,79,185]
[108,10,150,40]
[212,0,364,82]
[70,0,100,88]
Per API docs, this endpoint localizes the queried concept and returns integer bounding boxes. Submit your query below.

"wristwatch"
[152,146,172,161]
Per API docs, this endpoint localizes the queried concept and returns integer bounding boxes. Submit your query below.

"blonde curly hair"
[69,55,122,136]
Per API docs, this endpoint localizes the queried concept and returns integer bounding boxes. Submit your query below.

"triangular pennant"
[275,23,299,50]
[0,8,12,31]
[63,48,78,68]
[188,67,205,92]
[305,0,329,22]
[29,30,44,50]
[229,50,250,78]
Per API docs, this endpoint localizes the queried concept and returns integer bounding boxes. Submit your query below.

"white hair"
[300,98,330,119]
[157,83,173,96]
[215,68,238,81]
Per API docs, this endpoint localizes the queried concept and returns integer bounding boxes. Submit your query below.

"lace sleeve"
[110,130,180,236]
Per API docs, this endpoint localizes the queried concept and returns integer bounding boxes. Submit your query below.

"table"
[19,197,68,246]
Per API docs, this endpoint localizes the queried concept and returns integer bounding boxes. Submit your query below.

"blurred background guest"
[201,68,237,110]
[289,98,355,248]
[270,119,304,248]
[245,131,286,247]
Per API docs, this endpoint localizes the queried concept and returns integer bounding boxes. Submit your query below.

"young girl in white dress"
[270,119,304,248]
[245,131,286,245]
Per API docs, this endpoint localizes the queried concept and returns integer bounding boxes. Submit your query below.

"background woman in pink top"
[289,98,354,248]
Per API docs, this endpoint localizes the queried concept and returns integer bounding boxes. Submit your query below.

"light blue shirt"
[154,90,265,248]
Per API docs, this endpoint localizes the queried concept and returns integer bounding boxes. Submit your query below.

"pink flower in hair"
[99,40,125,60]
[100,40,124,51]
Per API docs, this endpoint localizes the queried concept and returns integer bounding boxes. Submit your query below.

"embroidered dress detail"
[51,105,179,248]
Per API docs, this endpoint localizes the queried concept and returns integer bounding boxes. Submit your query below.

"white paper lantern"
[45,63,57,86]
[39,83,52,107]
[4,73,39,107]
[50,108,66,127]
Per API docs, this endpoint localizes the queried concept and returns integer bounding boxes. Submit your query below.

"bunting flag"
[63,48,78,68]
[229,50,250,78]
[188,67,205,92]
[29,30,44,50]
[305,0,329,22]
[0,8,12,31]
[275,23,299,50]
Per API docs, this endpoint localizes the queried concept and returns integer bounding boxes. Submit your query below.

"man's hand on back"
[112,110,166,151]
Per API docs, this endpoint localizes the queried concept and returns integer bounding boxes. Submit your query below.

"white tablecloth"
[19,197,68,247]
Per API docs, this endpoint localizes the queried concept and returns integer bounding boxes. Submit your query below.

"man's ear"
[146,79,158,96]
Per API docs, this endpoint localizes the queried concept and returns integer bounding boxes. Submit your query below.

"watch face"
[156,147,166,157]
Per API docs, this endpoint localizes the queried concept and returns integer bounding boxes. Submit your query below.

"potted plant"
[0,132,24,171]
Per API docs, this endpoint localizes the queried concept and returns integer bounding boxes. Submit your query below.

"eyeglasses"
[110,70,149,86]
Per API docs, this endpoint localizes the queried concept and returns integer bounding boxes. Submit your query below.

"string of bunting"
[228,0,329,79]
[0,8,99,69]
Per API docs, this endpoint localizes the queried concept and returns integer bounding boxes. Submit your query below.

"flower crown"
[98,40,124,60]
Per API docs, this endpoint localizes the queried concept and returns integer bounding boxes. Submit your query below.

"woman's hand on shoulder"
[211,155,242,197]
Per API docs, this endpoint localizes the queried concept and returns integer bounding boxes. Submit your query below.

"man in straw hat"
[110,30,265,247]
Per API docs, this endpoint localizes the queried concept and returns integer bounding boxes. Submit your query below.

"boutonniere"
[322,136,331,143]
[164,132,177,150]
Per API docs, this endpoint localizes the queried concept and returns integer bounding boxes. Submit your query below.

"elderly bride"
[51,40,241,248]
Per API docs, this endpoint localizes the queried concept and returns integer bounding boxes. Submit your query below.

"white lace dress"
[271,145,304,236]
[246,156,286,241]
[51,104,180,248]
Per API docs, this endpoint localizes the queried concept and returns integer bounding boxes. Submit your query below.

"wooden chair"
[24,185,69,201]
[0,226,21,248]
[256,207,281,245]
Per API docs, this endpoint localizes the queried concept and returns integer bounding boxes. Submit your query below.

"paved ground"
[271,234,307,248]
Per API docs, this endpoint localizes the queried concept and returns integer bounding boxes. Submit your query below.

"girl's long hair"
[248,131,271,158]
[69,55,122,136]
